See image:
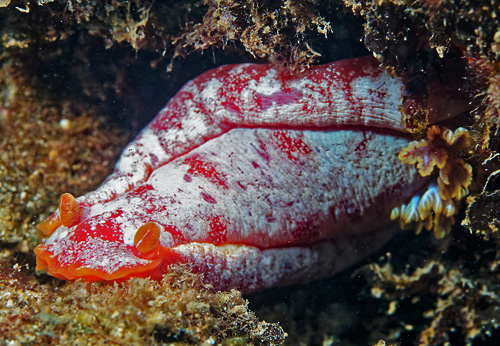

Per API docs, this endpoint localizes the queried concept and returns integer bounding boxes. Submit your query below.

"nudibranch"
[35,56,470,292]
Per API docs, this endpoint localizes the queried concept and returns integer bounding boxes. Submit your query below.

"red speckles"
[163,224,186,244]
[257,89,303,110]
[34,56,443,291]
[201,191,217,204]
[329,57,379,85]
[133,184,154,198]
[141,201,169,216]
[69,210,124,243]
[219,65,271,114]
[272,130,312,161]
[290,218,322,243]
[207,215,228,244]
[151,116,182,133]
[222,97,243,114]
[368,88,388,102]
[251,140,270,162]
[353,132,374,161]
[150,91,193,133]
[183,155,228,188]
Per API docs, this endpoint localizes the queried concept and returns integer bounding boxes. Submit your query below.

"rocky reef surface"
[0,1,499,345]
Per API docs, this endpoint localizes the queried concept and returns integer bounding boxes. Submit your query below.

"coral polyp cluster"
[391,125,473,237]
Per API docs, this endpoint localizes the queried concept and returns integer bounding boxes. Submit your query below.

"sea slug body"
[35,56,468,293]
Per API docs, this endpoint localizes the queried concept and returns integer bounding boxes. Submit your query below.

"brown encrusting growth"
[365,231,500,346]
[0,264,285,345]
[0,0,363,131]
[176,0,332,71]
[0,0,333,70]
[0,0,500,345]
[343,0,500,145]
[463,167,500,240]
[0,59,127,246]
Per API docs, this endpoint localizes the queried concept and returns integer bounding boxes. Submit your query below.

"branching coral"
[391,125,473,237]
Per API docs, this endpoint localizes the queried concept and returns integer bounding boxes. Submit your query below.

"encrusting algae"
[0,59,127,247]
[343,0,500,148]
[0,263,285,346]
[463,168,500,241]
[1,0,500,345]
[365,235,500,346]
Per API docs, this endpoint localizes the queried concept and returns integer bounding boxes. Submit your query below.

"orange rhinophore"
[36,212,62,237]
[59,193,82,228]
[134,222,161,254]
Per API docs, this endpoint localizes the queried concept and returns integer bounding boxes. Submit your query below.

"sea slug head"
[35,193,182,282]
